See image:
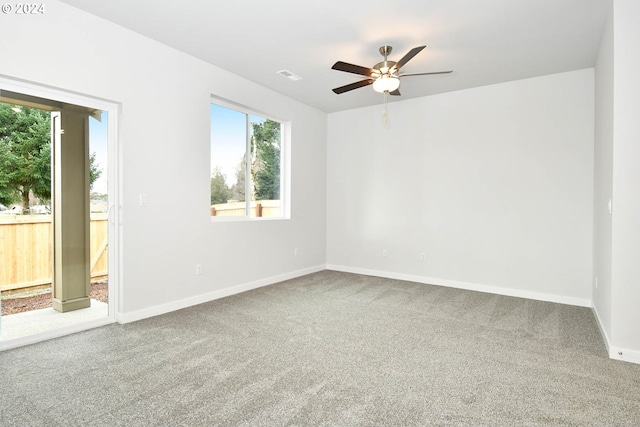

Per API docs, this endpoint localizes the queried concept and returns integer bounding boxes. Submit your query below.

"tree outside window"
[0,103,102,213]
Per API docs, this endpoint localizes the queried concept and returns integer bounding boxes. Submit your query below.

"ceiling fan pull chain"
[383,91,389,123]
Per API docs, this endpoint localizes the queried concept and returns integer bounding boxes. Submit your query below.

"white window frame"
[210,95,290,221]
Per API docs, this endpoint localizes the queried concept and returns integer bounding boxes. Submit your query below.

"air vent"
[277,70,302,81]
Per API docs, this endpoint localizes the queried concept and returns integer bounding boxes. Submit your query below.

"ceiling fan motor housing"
[373,61,397,74]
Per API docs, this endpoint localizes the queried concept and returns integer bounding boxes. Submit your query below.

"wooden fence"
[210,200,281,217]
[0,214,108,292]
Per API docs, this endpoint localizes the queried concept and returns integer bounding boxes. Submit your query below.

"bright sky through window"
[210,104,265,186]
[89,112,108,194]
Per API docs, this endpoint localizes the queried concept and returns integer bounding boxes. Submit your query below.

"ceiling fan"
[331,45,452,96]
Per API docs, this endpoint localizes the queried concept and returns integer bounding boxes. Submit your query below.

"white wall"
[593,8,614,347]
[609,0,640,362]
[0,1,327,320]
[327,70,594,305]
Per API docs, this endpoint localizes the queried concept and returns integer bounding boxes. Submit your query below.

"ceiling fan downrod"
[379,45,392,71]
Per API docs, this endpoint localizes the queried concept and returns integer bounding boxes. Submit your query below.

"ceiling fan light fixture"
[372,75,400,93]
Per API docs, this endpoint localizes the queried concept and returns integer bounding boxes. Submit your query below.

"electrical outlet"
[294,248,298,257]
[382,249,388,257]
[195,264,203,275]
[420,252,427,261]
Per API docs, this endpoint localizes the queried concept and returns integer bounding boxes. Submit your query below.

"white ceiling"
[59,0,611,113]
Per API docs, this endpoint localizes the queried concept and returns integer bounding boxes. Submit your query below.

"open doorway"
[0,82,118,346]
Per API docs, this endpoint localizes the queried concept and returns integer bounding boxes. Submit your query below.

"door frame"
[0,75,120,349]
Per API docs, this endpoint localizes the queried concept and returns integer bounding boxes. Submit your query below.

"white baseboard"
[593,305,640,365]
[591,304,611,354]
[116,264,325,324]
[608,345,640,365]
[325,264,591,307]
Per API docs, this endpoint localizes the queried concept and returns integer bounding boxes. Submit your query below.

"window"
[210,101,286,219]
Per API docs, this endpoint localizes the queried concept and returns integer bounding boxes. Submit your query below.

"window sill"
[210,216,289,223]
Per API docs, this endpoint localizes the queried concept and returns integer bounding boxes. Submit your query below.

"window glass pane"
[249,115,281,218]
[210,104,246,217]
[210,102,283,219]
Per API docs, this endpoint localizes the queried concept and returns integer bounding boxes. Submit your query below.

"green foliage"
[210,168,231,204]
[0,137,13,206]
[251,119,280,201]
[89,152,102,191]
[0,104,51,208]
[90,192,108,202]
[231,157,246,202]
[0,103,103,211]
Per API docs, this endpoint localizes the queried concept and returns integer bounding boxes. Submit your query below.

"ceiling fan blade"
[332,61,375,77]
[389,89,401,96]
[394,46,426,71]
[398,70,453,77]
[332,79,374,94]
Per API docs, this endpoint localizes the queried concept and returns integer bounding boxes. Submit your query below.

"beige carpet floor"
[1,270,639,426]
